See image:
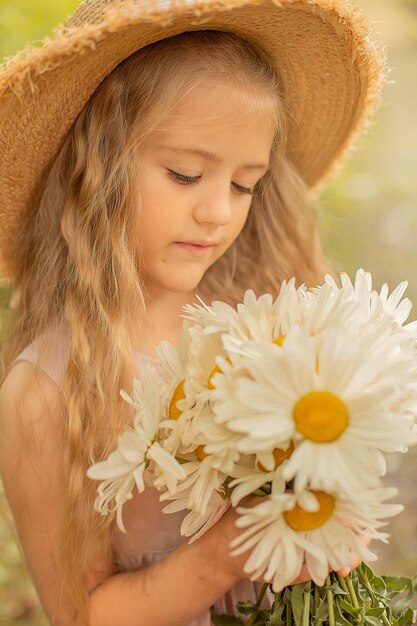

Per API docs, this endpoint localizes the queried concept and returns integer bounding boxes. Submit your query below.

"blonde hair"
[0,30,328,622]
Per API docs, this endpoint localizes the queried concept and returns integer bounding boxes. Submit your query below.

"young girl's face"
[136,83,276,297]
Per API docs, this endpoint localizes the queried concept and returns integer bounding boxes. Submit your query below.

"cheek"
[213,204,251,261]
[231,203,252,237]
[136,182,175,241]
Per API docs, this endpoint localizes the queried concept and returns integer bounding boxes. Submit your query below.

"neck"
[132,288,211,358]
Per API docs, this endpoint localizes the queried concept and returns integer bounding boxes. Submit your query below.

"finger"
[337,565,351,577]
[359,533,371,547]
[289,563,311,585]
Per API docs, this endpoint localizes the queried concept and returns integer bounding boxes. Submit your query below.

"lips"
[179,240,217,247]
[174,241,217,256]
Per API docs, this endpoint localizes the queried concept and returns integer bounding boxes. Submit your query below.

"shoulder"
[0,360,65,502]
[0,359,63,443]
[0,358,63,485]
[12,323,69,390]
[0,363,78,624]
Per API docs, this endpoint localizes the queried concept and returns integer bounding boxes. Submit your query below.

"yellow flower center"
[196,445,208,461]
[273,334,286,347]
[169,379,185,420]
[293,391,348,442]
[208,357,231,389]
[257,441,294,472]
[284,490,335,531]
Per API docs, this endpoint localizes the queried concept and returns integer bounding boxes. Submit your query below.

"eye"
[232,182,255,196]
[167,169,201,185]
[232,181,260,196]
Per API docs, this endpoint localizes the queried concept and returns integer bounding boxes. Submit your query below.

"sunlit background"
[0,0,416,623]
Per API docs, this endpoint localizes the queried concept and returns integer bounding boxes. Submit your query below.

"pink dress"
[14,330,272,625]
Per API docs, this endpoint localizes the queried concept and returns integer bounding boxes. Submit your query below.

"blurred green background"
[0,0,416,623]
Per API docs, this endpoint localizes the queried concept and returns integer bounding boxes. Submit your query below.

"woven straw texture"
[0,0,386,276]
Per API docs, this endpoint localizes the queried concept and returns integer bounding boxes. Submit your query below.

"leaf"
[314,597,329,619]
[383,576,412,593]
[396,607,417,626]
[291,583,308,626]
[283,587,293,605]
[312,599,329,626]
[268,595,286,626]
[365,616,387,626]
[328,581,349,597]
[217,565,417,626]
[334,601,353,626]
[255,611,271,625]
[365,607,385,618]
[236,600,256,615]
[383,575,414,602]
[371,574,388,594]
[337,597,361,618]
[360,563,375,583]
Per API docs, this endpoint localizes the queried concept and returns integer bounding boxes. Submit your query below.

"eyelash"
[167,169,256,196]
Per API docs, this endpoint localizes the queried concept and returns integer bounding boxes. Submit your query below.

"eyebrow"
[158,146,270,171]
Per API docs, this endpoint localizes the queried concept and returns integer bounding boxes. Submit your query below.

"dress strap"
[12,325,68,388]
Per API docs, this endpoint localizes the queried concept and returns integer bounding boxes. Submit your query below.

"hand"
[336,533,371,578]
[207,497,372,587]
[204,494,273,584]
[291,534,372,585]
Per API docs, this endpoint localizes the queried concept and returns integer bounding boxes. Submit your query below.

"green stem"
[381,613,392,626]
[346,576,359,610]
[357,570,391,626]
[246,583,268,626]
[286,603,292,625]
[357,570,378,607]
[337,575,349,594]
[302,587,311,626]
[270,592,282,625]
[314,584,319,612]
[346,574,365,625]
[326,575,336,626]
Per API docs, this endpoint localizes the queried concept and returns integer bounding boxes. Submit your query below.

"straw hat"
[0,0,386,276]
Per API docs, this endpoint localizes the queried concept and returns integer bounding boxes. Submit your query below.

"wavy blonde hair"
[0,30,328,623]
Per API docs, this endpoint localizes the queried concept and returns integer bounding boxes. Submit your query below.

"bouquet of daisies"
[88,270,417,625]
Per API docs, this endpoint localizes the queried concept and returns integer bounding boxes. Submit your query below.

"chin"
[170,280,202,294]
[150,274,204,296]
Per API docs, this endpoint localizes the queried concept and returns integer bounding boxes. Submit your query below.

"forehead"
[154,82,278,134]
[144,83,277,164]
[147,127,275,171]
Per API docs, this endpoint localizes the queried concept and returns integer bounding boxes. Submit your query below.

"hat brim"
[0,0,386,273]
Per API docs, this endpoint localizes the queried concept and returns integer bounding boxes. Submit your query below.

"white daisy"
[159,410,240,516]
[156,321,189,386]
[327,269,417,337]
[212,325,417,496]
[162,489,230,542]
[228,464,286,507]
[159,322,229,457]
[87,365,186,531]
[155,321,193,434]
[159,457,225,516]
[183,281,358,346]
[87,427,149,532]
[182,286,298,343]
[231,479,402,591]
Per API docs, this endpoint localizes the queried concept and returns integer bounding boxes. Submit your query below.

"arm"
[0,362,245,626]
[88,526,239,626]
[0,362,92,625]
[0,362,354,626]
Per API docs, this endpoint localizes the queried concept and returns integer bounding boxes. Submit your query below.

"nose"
[192,185,233,227]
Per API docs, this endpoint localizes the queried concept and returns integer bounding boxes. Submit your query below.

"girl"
[0,0,385,625]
